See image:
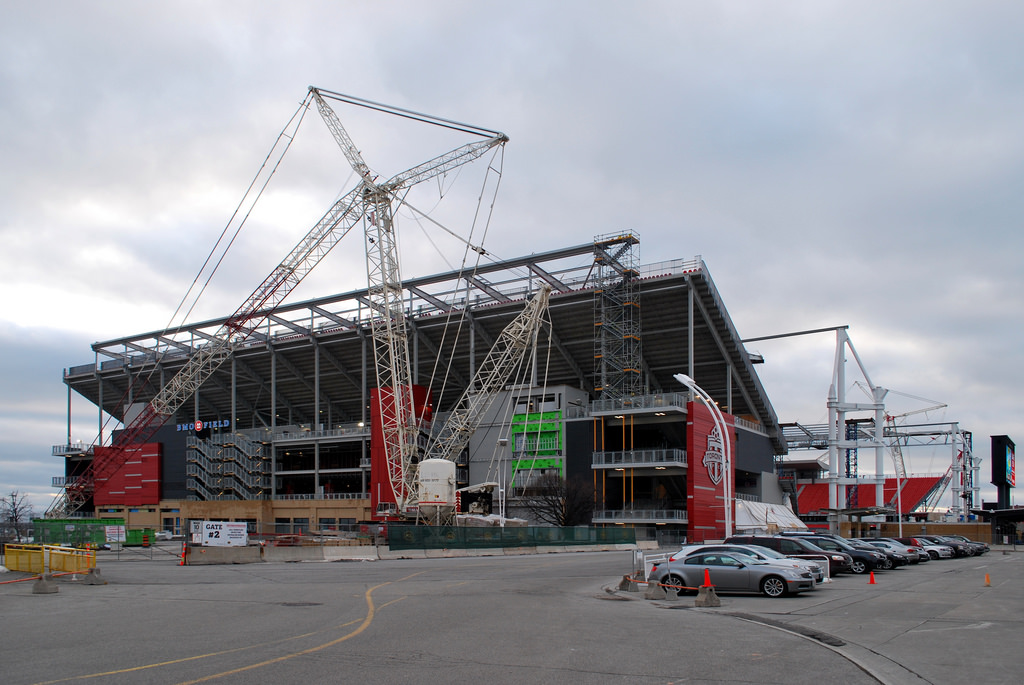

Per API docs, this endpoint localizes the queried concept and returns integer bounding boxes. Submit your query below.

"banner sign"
[199,521,249,547]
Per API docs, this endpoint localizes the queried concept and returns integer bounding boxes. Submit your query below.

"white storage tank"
[417,458,457,521]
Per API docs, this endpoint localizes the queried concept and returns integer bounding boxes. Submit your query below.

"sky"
[2,1,1021,515]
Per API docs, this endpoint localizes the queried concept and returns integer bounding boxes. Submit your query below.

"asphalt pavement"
[1,543,1020,684]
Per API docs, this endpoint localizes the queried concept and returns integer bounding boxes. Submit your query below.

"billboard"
[991,435,1016,488]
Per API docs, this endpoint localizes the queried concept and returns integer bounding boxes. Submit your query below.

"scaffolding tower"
[592,232,642,401]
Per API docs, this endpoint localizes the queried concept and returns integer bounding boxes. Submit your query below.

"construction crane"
[416,283,553,522]
[881,391,946,510]
[310,87,507,514]
[50,87,507,517]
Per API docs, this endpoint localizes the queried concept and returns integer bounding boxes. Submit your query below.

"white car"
[154,530,174,541]
[918,540,954,559]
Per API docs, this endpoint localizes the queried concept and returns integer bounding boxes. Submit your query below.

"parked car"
[917,539,956,559]
[781,534,885,574]
[849,539,910,569]
[724,535,853,575]
[936,534,989,556]
[919,535,972,557]
[858,539,921,565]
[668,544,825,584]
[879,538,931,562]
[155,530,174,541]
[892,536,953,559]
[649,551,816,597]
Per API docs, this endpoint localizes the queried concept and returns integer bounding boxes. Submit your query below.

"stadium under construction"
[47,89,976,542]
[50,234,975,540]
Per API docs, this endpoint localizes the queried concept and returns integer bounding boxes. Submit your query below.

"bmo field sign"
[192,520,249,546]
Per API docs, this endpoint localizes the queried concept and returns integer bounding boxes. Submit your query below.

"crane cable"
[97,95,314,443]
[412,144,506,453]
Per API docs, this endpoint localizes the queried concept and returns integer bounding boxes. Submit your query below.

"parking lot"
[632,543,1024,684]
[1,543,1020,684]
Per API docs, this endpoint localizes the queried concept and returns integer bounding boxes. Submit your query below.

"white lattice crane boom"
[425,284,553,466]
[310,87,508,512]
[51,87,507,517]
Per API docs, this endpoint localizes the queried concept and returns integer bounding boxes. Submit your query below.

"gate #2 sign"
[201,521,248,547]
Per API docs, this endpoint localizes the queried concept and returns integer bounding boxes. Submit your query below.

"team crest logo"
[702,425,725,485]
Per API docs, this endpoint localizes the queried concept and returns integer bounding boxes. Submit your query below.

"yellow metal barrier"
[3,544,96,574]
[4,544,45,574]
[47,545,96,574]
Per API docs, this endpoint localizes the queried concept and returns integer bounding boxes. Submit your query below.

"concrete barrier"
[261,545,325,563]
[694,585,721,607]
[323,546,379,562]
[83,567,107,585]
[32,573,59,594]
[188,546,263,565]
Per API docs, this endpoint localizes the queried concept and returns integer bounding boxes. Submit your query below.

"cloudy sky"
[2,1,1021,514]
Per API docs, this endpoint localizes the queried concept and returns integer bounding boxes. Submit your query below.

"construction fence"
[3,544,97,574]
[387,525,637,551]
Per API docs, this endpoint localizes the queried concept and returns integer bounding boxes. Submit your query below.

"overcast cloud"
[1,1,1021,512]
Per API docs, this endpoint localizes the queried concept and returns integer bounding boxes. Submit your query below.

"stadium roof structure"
[62,241,785,453]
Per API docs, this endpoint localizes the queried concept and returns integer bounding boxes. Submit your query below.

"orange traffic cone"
[984,573,991,587]
[702,568,713,587]
[179,542,187,566]
[868,571,876,584]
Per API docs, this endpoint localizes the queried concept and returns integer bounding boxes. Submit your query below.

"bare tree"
[1,490,35,542]
[518,474,594,527]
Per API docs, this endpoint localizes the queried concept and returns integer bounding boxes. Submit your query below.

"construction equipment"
[310,87,507,516]
[50,87,508,518]
[416,283,553,522]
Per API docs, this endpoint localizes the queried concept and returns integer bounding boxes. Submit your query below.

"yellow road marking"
[31,573,429,685]
[175,582,389,684]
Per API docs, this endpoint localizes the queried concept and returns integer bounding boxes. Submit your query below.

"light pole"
[497,437,509,527]
[674,373,732,538]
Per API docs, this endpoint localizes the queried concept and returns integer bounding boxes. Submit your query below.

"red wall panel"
[94,443,162,507]
[369,385,433,520]
[687,401,735,542]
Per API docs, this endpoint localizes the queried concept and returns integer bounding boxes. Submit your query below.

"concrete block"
[694,585,721,607]
[617,574,640,592]
[32,573,59,594]
[644,581,667,600]
[84,567,107,585]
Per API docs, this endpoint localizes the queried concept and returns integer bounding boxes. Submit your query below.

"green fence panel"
[32,519,121,547]
[387,525,636,550]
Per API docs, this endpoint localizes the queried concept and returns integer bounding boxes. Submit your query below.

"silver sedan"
[669,543,824,584]
[649,552,817,598]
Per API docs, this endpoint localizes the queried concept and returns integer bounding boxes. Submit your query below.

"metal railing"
[276,492,369,501]
[592,448,687,468]
[273,425,371,442]
[592,508,688,523]
[592,392,690,414]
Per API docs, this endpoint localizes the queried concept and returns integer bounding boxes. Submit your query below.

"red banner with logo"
[687,401,734,541]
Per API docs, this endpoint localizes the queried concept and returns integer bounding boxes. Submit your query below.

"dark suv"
[783,534,886,574]
[724,535,854,575]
